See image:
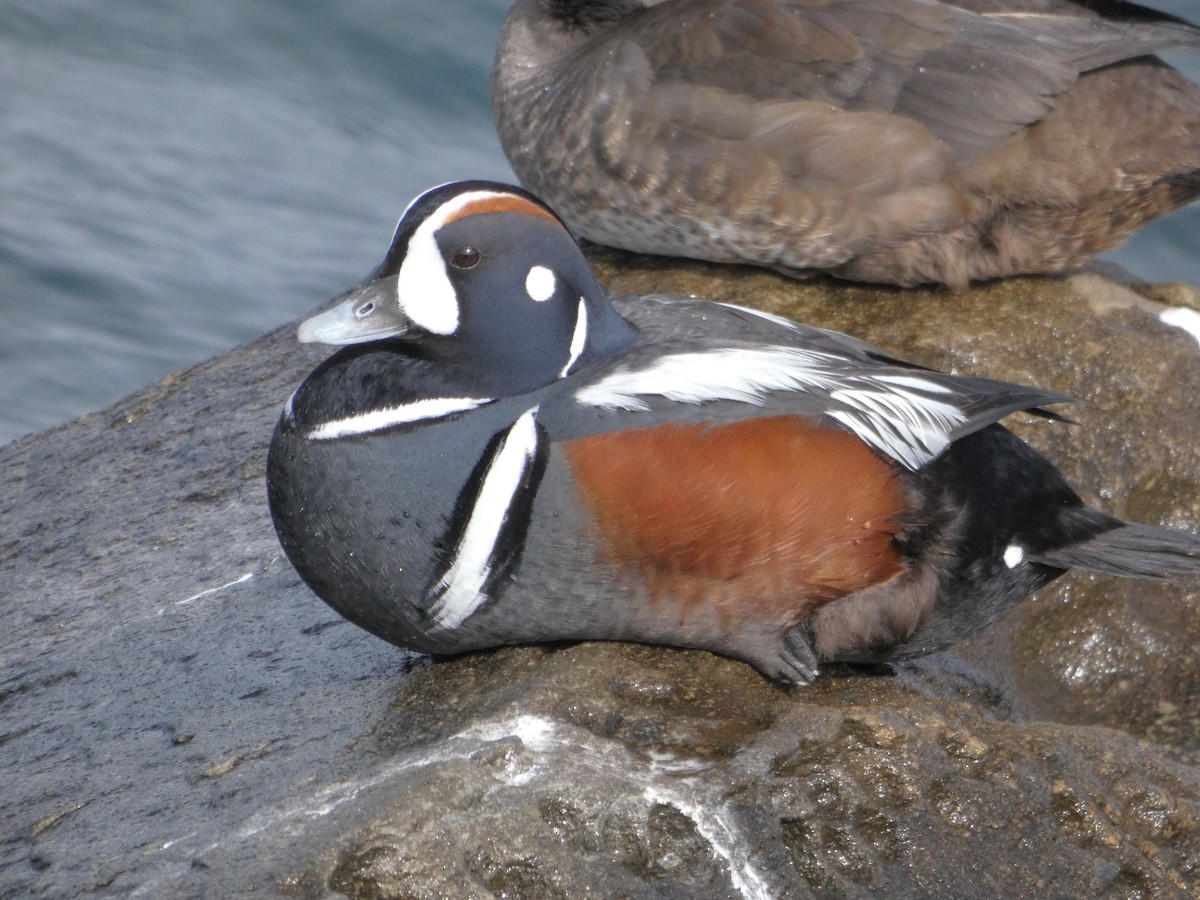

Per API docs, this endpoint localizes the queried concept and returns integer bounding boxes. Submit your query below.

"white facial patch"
[525,265,557,302]
[576,346,968,469]
[306,396,492,440]
[426,407,541,632]
[395,224,461,336]
[394,188,518,336]
[1003,544,1025,568]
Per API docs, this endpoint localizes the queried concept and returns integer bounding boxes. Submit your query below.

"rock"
[2,256,1199,897]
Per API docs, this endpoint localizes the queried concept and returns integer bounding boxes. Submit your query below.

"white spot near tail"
[1004,544,1025,568]
[525,265,557,302]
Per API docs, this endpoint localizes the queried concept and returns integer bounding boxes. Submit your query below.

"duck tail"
[1031,519,1200,580]
[1166,171,1200,204]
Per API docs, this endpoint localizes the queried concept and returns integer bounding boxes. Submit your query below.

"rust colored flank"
[562,415,909,624]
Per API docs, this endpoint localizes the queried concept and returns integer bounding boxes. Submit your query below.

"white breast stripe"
[307,396,491,440]
[427,407,540,632]
[559,298,588,378]
[576,346,966,469]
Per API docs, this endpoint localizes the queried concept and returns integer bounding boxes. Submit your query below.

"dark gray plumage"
[268,182,1200,684]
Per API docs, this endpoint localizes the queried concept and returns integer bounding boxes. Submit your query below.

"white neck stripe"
[559,297,588,378]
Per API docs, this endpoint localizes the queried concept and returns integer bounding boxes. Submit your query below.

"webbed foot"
[779,624,821,685]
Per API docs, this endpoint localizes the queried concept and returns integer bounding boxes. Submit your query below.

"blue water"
[1,0,1198,446]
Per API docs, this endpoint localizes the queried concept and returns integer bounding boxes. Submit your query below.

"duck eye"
[451,246,481,269]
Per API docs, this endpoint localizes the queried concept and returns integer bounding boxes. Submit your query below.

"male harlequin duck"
[492,0,1200,287]
[267,181,1200,684]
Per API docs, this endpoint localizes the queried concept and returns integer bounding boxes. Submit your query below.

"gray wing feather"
[546,295,1071,469]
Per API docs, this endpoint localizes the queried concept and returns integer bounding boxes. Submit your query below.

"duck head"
[298,180,637,396]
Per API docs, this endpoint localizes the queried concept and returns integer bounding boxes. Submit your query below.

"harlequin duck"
[267,181,1200,684]
[492,0,1200,287]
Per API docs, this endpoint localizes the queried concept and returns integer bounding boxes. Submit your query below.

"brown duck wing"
[615,0,1196,158]
[579,0,1102,270]
[612,0,1058,160]
[497,0,1200,284]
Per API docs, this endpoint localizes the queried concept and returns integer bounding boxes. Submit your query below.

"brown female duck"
[493,0,1200,287]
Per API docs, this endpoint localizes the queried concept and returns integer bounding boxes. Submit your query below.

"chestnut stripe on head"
[563,415,909,627]
[396,190,563,336]
[441,193,562,228]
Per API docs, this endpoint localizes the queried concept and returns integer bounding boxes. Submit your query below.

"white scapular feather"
[576,346,967,469]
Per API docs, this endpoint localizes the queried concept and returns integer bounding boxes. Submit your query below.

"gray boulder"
[3,256,1200,897]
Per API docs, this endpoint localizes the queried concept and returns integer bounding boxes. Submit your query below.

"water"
[0,0,512,446]
[1,0,1198,447]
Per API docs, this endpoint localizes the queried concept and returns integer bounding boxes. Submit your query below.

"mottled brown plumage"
[493,0,1200,287]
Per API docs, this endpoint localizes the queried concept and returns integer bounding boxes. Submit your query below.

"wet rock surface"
[3,255,1200,897]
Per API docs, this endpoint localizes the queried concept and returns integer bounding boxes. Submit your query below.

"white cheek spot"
[1004,544,1025,568]
[396,224,459,335]
[525,265,557,302]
